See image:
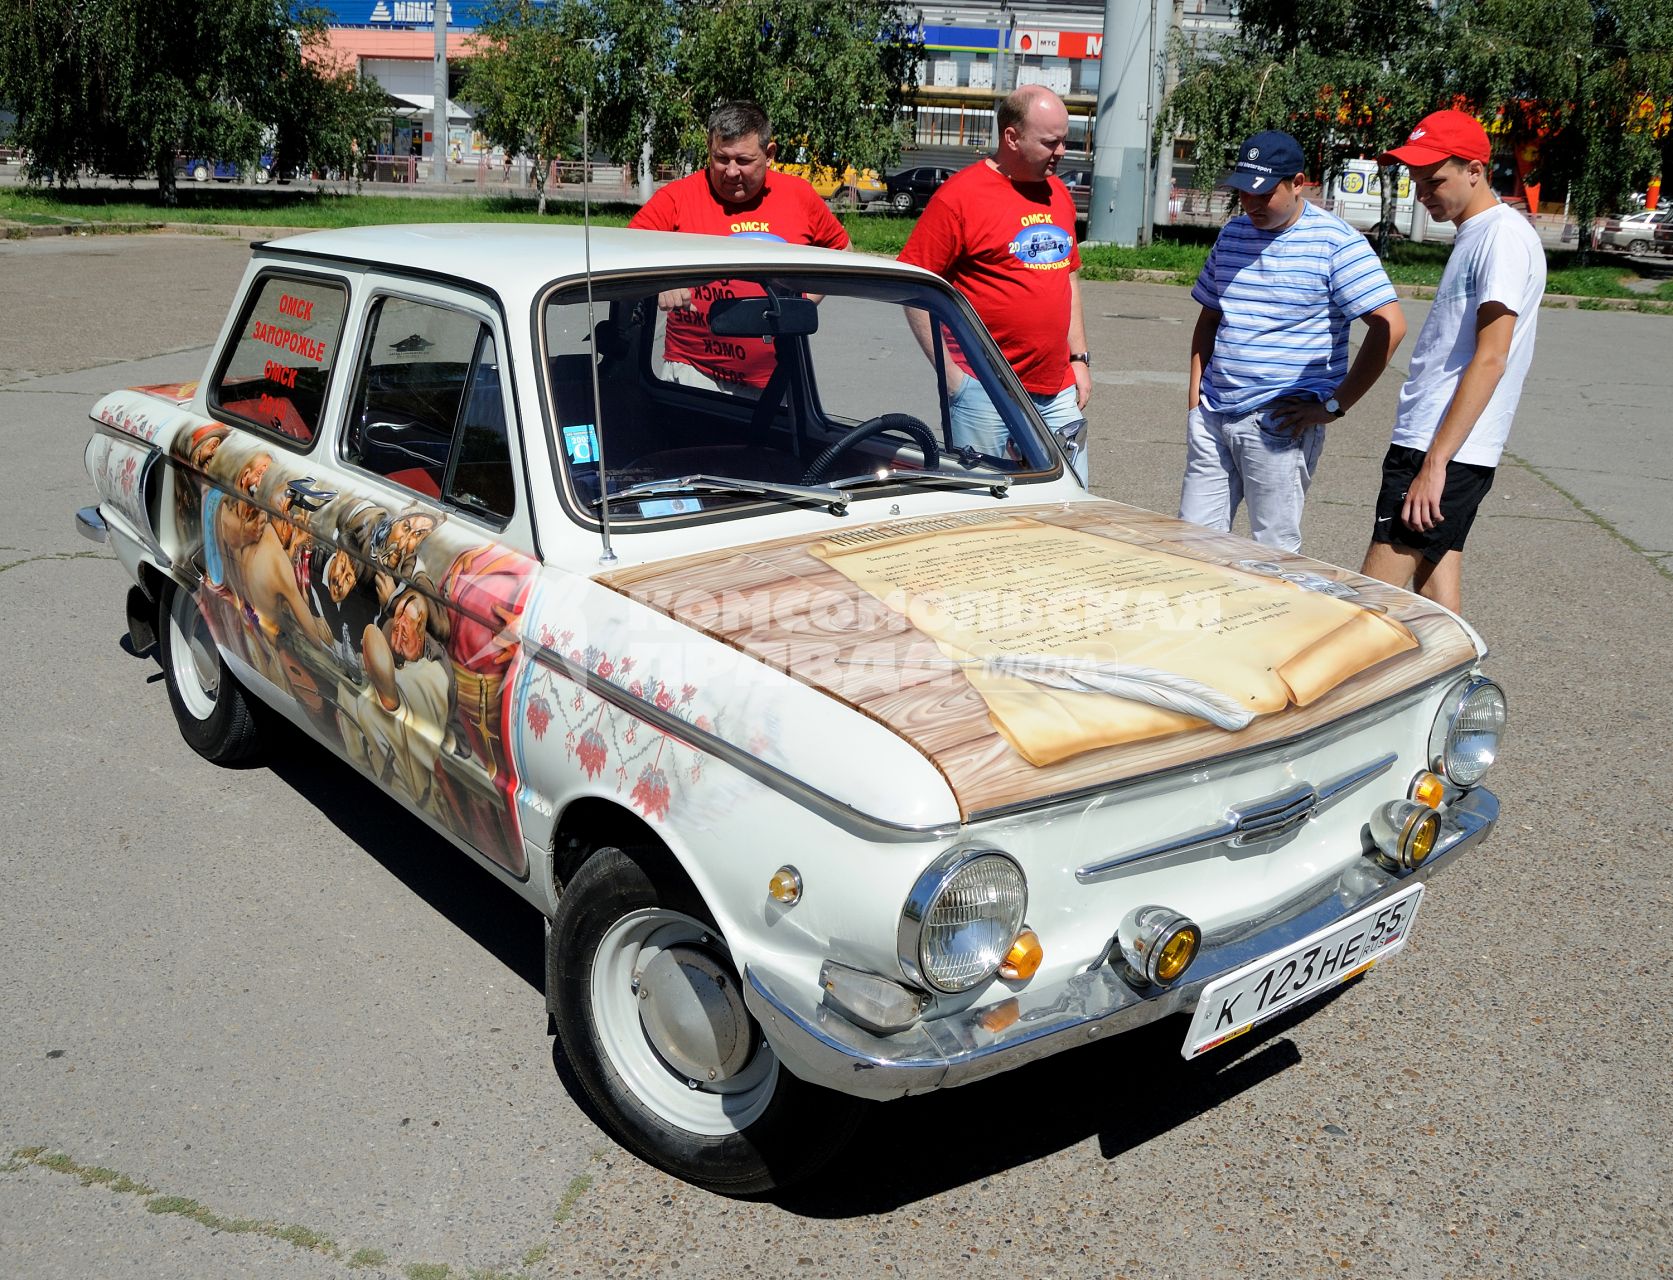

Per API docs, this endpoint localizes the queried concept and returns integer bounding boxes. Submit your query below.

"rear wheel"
[191,163,210,183]
[549,845,860,1194]
[1629,238,1649,254]
[158,583,261,765]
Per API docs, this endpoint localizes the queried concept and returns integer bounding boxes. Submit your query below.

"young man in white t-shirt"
[1360,109,1545,613]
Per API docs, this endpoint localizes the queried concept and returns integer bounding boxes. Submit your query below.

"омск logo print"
[1008,224,1073,265]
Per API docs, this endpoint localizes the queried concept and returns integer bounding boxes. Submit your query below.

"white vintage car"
[77,225,1503,1194]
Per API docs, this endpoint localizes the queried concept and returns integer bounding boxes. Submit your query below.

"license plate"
[1182,883,1425,1059]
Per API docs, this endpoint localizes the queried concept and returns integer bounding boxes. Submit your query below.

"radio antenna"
[580,90,616,566]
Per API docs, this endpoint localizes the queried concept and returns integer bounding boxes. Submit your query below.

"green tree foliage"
[1160,0,1673,256]
[464,0,595,214]
[0,0,386,203]
[1443,0,1673,244]
[1161,0,1442,198]
[672,0,922,175]
[471,0,921,189]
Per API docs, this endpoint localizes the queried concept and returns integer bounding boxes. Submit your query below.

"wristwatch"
[1069,352,1092,366]
[1322,396,1344,417]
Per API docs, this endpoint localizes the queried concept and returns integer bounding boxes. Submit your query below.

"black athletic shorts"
[1371,444,1496,562]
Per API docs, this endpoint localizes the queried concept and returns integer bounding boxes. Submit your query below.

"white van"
[1326,158,1415,233]
[1321,158,1459,242]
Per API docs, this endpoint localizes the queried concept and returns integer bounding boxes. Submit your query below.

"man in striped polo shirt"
[1182,130,1407,552]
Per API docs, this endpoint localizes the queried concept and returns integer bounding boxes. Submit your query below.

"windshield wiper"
[833,467,1012,499]
[593,473,850,516]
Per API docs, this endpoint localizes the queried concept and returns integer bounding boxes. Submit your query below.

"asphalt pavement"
[2,232,1669,1279]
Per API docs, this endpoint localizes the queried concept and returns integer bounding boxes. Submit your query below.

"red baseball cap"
[1379,109,1492,166]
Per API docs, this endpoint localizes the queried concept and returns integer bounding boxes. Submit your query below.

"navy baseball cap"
[1220,131,1305,193]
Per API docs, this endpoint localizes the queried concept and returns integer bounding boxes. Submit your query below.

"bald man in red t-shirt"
[899,85,1091,479]
[629,101,849,393]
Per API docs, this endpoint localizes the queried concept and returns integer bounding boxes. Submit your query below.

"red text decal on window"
[251,320,328,363]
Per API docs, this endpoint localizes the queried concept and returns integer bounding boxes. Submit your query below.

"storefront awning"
[386,94,472,120]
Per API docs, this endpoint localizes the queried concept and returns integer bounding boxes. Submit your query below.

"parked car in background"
[1057,165,1093,217]
[77,224,1503,1196]
[176,154,277,184]
[1592,209,1671,254]
[770,158,885,204]
[884,164,956,213]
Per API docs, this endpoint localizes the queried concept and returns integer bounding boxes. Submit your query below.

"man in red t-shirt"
[629,101,850,393]
[899,85,1091,480]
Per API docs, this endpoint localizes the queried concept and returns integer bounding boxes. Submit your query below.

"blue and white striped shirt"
[1192,202,1397,416]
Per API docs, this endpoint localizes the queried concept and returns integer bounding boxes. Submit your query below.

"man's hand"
[1402,462,1448,532]
[656,287,693,312]
[1267,395,1336,434]
[1072,359,1091,410]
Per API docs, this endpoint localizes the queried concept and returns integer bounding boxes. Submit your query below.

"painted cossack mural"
[164,425,537,876]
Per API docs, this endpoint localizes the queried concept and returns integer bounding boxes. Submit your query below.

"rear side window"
[210,273,348,447]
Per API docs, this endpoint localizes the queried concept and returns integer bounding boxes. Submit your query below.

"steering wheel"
[801,414,940,485]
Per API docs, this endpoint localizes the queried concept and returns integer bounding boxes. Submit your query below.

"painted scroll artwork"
[810,515,1418,766]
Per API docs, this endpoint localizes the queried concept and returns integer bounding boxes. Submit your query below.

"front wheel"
[549,846,861,1194]
[1629,238,1649,254]
[191,163,210,183]
[890,190,913,213]
[158,583,262,765]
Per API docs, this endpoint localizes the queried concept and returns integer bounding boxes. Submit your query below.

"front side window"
[210,273,348,446]
[343,296,515,522]
[541,272,1058,524]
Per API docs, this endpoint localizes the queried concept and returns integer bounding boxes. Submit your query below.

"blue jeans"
[1178,403,1324,553]
[949,377,1088,485]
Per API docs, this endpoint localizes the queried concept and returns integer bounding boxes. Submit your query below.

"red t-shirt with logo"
[898,161,1080,394]
[629,171,849,388]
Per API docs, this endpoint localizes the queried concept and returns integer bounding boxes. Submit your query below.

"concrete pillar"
[1087,0,1163,246]
[431,1,448,185]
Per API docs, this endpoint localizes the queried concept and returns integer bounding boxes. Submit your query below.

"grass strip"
[9,1143,558,1276]
[11,1147,336,1259]
[5,187,1669,303]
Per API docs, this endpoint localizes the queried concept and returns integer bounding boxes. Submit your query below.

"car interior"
[541,271,1059,520]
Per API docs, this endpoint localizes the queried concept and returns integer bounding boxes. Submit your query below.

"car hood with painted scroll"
[596,499,1481,819]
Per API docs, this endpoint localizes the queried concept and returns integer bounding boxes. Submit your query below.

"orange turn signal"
[998,928,1043,981]
[1409,771,1447,809]
[768,866,802,904]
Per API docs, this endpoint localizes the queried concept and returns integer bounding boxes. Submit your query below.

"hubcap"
[591,909,778,1135]
[635,945,756,1083]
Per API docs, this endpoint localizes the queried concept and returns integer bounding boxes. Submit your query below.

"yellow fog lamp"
[998,928,1043,982]
[1409,771,1447,810]
[1371,799,1441,871]
[1117,905,1202,988]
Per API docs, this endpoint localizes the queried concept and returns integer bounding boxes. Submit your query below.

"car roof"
[257,223,927,300]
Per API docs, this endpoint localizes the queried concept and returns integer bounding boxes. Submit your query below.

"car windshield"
[539,270,1062,522]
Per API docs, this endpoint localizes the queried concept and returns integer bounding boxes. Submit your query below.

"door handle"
[285,477,338,512]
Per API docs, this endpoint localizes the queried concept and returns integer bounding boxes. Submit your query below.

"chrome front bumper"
[75,506,108,543]
[743,787,1497,1101]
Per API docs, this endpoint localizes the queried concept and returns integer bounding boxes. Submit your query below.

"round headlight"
[899,849,1027,994]
[1429,676,1506,787]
